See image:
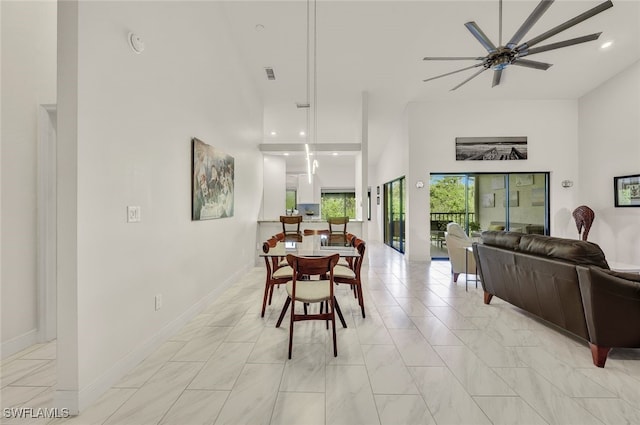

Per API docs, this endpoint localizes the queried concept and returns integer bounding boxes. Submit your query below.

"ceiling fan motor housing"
[488,48,516,70]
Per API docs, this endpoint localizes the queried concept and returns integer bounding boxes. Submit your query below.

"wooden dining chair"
[328,216,349,245]
[338,233,357,267]
[275,253,340,358]
[334,238,367,318]
[261,237,292,317]
[280,215,303,241]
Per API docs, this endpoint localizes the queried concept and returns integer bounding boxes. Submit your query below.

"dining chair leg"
[333,297,347,328]
[275,297,291,328]
[330,297,338,357]
[320,302,329,329]
[356,284,366,318]
[268,284,275,305]
[261,281,271,318]
[288,303,295,359]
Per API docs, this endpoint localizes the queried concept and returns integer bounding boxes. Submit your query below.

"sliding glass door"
[384,176,406,253]
[430,172,549,259]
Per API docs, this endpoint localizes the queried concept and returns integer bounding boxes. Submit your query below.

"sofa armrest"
[577,266,640,349]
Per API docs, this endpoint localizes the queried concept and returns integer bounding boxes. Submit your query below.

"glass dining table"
[259,234,360,259]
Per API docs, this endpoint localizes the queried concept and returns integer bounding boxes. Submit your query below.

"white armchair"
[445,222,477,283]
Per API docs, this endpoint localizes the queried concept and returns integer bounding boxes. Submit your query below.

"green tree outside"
[321,193,355,220]
[285,190,296,211]
[429,176,476,228]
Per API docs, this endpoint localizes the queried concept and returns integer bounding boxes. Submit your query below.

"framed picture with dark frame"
[614,174,640,207]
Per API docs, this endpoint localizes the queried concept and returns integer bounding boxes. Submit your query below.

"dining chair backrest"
[286,253,340,281]
[352,238,366,274]
[328,216,349,233]
[303,229,330,236]
[280,215,303,240]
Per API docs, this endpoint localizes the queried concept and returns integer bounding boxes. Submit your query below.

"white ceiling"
[222,1,640,164]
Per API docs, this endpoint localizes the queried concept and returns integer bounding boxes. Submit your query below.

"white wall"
[374,108,410,245]
[1,1,57,356]
[57,1,263,412]
[407,100,580,261]
[578,60,640,263]
[261,155,286,218]
[314,158,356,190]
[375,108,409,193]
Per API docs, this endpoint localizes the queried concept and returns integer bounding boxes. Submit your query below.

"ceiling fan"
[422,0,613,90]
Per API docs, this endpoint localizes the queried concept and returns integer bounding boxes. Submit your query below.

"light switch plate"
[127,206,141,223]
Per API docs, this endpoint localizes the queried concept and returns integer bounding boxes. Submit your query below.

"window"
[321,190,355,220]
[285,189,297,211]
[429,172,549,260]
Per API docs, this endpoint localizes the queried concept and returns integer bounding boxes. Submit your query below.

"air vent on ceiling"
[264,67,276,80]
[296,102,310,108]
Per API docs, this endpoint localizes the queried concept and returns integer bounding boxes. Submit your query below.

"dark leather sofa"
[474,231,640,367]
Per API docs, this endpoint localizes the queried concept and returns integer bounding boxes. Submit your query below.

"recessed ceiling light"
[332,152,338,156]
[270,131,277,136]
[255,24,265,32]
[600,41,613,49]
[299,131,306,136]
[283,152,289,156]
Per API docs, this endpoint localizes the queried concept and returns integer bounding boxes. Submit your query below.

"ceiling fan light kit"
[422,0,614,90]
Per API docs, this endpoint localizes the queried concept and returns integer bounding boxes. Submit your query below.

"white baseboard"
[56,263,252,415]
[1,329,39,360]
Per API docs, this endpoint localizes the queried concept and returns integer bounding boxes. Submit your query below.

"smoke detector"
[128,32,145,54]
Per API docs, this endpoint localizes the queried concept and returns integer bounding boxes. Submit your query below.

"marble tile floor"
[2,241,640,425]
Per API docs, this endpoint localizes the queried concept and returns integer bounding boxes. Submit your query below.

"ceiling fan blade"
[511,59,553,70]
[450,67,488,91]
[520,32,602,56]
[506,0,554,49]
[464,21,497,53]
[492,69,503,87]
[423,57,485,61]
[423,63,485,83]
[517,0,613,51]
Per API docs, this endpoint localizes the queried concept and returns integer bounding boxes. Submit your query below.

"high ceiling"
[222,1,640,164]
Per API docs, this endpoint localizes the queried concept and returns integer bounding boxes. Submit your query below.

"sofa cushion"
[518,234,609,269]
[481,231,523,250]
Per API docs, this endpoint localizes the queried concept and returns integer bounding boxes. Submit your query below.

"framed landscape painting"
[455,136,528,161]
[614,174,640,207]
[192,138,234,220]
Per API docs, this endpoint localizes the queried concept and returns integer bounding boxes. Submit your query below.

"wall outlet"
[127,206,141,223]
[155,294,162,311]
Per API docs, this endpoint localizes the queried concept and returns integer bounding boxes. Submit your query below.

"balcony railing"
[430,212,475,230]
